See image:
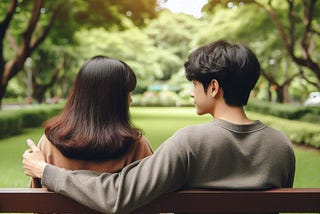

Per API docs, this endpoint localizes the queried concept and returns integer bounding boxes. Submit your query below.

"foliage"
[132,91,182,107]
[72,0,158,28]
[0,111,23,138]
[0,0,66,107]
[0,104,63,139]
[1,102,320,148]
[194,3,309,103]
[2,0,320,106]
[29,41,80,102]
[203,0,320,90]
[246,100,320,123]
[248,111,320,148]
[144,11,204,59]
[74,25,182,89]
[19,105,61,128]
[0,0,159,107]
[4,77,26,98]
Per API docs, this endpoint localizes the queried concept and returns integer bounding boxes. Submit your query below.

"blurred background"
[0,0,319,188]
[0,0,320,108]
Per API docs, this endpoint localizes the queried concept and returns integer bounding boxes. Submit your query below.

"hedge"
[0,104,63,139]
[248,112,320,149]
[0,111,23,138]
[246,100,320,124]
[0,103,319,149]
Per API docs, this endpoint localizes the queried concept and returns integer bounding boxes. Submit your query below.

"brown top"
[30,134,153,188]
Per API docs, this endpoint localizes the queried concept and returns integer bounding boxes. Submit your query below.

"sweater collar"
[212,119,267,133]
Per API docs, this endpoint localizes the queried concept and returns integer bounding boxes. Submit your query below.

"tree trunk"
[32,85,46,103]
[267,82,272,102]
[0,83,6,109]
[275,85,284,103]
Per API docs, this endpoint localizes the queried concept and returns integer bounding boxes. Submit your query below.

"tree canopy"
[0,0,158,108]
[1,0,319,106]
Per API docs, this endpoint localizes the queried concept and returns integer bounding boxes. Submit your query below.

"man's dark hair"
[184,40,261,106]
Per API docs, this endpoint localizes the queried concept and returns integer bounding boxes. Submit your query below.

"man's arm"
[24,137,190,213]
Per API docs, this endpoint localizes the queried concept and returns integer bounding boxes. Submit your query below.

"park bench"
[0,188,319,213]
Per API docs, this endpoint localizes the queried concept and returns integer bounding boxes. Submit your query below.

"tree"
[0,0,62,108]
[74,24,182,91]
[0,0,158,108]
[144,11,204,81]
[204,0,320,89]
[144,10,204,59]
[30,46,68,103]
[188,4,296,102]
[261,57,300,102]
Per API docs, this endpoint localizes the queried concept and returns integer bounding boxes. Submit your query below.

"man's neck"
[213,105,253,125]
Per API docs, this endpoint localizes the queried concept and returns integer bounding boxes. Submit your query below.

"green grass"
[0,107,319,188]
[131,107,212,149]
[0,128,44,187]
[293,145,320,187]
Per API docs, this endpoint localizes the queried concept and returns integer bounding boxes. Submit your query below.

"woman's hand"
[22,139,47,178]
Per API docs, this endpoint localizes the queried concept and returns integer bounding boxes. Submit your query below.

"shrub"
[249,112,320,149]
[246,100,320,124]
[132,91,181,107]
[0,111,23,138]
[0,104,63,139]
[16,105,62,128]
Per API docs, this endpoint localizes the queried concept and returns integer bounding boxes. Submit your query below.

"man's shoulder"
[176,121,216,135]
[263,125,290,141]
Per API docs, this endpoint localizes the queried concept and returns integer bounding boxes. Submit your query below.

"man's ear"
[209,79,220,98]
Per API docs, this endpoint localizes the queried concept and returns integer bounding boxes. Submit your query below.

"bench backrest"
[0,188,320,213]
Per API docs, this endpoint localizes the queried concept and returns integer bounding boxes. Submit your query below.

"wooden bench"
[0,188,319,213]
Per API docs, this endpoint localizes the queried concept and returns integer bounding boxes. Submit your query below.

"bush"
[246,100,320,123]
[21,105,62,128]
[132,91,182,107]
[0,104,63,139]
[251,112,320,149]
[1,103,320,149]
[0,111,23,138]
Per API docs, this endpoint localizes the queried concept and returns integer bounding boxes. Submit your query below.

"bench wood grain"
[0,188,319,213]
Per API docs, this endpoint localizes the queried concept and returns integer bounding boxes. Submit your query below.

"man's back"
[175,119,295,189]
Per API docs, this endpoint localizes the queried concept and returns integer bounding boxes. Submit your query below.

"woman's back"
[31,134,152,188]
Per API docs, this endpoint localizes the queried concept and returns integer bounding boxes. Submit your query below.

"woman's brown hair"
[44,56,141,161]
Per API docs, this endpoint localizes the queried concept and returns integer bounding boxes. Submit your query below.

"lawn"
[0,107,319,187]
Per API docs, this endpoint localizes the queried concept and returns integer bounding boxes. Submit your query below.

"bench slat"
[134,188,320,213]
[0,188,319,213]
[0,188,101,213]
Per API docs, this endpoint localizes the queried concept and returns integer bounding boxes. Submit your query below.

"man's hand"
[22,139,47,178]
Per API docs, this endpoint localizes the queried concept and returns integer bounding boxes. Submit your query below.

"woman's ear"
[209,79,220,98]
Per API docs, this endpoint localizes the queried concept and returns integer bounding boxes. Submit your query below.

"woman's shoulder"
[37,134,51,149]
[137,135,153,153]
[127,135,153,161]
[37,134,62,155]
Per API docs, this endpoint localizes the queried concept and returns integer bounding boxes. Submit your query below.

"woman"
[31,55,153,187]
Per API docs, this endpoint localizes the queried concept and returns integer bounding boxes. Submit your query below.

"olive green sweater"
[42,119,295,214]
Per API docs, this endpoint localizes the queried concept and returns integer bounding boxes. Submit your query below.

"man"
[23,40,295,214]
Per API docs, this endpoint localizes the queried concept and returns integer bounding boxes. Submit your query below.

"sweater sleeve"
[42,134,190,214]
[285,144,296,188]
